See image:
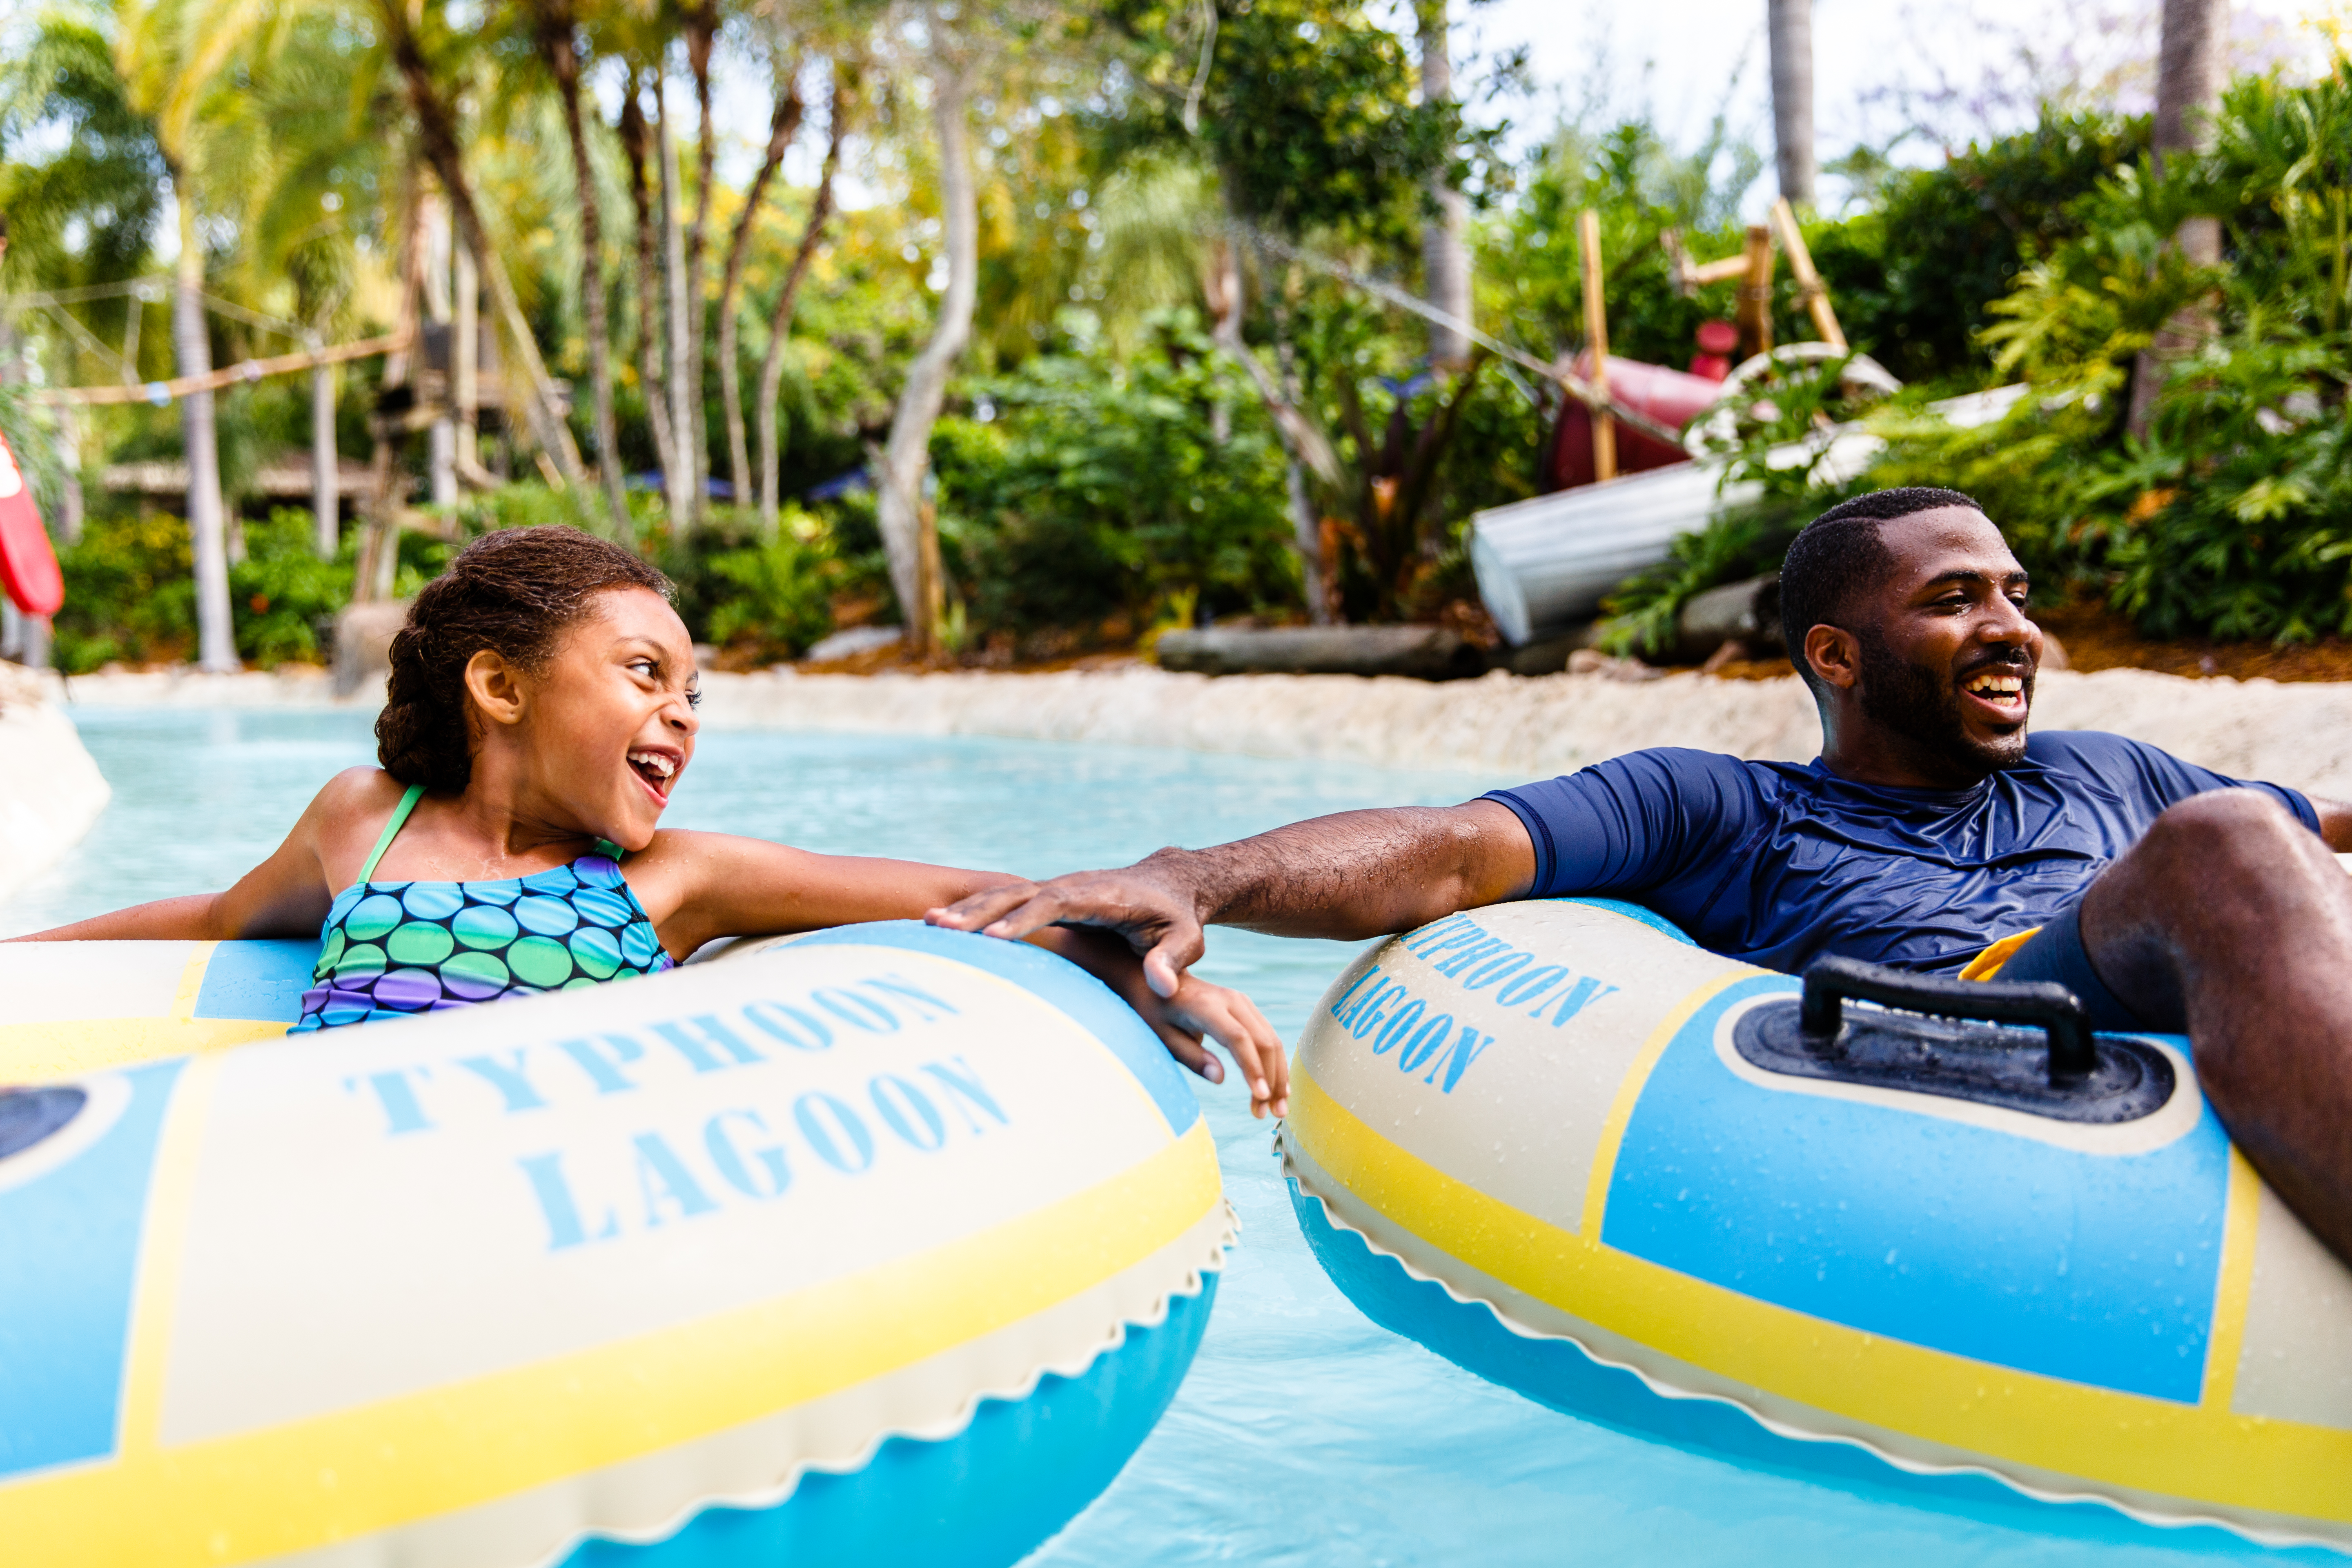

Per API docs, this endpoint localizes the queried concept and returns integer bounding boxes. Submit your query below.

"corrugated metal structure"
[1470,387,2024,647]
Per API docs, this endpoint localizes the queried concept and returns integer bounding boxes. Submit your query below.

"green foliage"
[648,508,835,661]
[1816,111,2148,387]
[231,510,354,664]
[936,314,1300,633]
[51,508,361,673]
[1092,0,1483,250]
[51,512,194,673]
[2101,332,2352,640]
[0,17,167,300]
[692,512,840,661]
[446,479,646,543]
[1854,62,2352,645]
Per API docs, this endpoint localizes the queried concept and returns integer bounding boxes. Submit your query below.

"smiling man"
[933,487,2352,1261]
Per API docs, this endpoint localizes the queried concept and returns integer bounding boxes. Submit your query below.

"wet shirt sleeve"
[2030,731,2319,835]
[1483,749,1768,898]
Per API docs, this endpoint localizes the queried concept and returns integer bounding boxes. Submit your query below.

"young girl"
[18,526,1289,1116]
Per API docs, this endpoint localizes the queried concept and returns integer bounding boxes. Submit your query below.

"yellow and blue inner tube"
[0,922,1229,1568]
[1280,897,2352,1555]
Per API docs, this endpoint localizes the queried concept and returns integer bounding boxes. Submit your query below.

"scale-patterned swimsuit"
[292,784,673,1031]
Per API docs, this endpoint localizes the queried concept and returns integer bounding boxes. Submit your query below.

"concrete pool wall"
[32,662,2352,800]
[0,663,111,905]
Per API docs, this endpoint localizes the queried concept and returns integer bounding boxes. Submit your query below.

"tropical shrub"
[1865,63,2352,641]
[935,315,1301,634]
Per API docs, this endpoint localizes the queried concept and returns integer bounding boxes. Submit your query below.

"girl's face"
[509,586,700,850]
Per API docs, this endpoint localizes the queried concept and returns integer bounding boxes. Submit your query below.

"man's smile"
[1961,666,2028,717]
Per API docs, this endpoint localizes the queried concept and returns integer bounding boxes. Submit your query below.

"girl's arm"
[7,768,384,942]
[635,831,1290,1116]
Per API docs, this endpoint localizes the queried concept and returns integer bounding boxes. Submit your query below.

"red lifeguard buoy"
[0,428,63,617]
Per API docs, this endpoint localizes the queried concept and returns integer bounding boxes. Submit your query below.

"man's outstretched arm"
[927,800,1536,998]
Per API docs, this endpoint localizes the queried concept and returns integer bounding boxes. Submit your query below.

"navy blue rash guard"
[1483,730,2319,976]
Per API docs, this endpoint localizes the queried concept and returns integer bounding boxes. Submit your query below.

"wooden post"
[1738,224,1776,361]
[1577,208,1616,483]
[1770,198,1846,349]
[454,237,480,476]
[311,361,338,557]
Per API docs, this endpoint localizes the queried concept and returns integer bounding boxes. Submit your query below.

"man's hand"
[931,854,1207,998]
[931,802,1537,1000]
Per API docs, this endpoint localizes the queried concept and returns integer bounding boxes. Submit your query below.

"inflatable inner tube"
[1280,898,2352,1552]
[0,921,1229,1567]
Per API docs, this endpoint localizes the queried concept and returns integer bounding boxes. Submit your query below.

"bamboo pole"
[1770,197,1846,349]
[32,333,406,406]
[1737,224,1776,360]
[1577,208,1615,482]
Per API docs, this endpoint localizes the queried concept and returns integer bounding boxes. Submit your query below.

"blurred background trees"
[2,0,2348,671]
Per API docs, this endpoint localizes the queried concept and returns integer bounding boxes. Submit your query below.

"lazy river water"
[1,709,2325,1566]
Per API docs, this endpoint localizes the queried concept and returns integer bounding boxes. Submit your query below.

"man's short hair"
[1780,487,1984,695]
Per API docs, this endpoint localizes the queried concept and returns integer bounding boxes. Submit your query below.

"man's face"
[1846,508,2041,779]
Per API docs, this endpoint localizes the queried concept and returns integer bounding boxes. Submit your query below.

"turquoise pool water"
[4,710,2317,1566]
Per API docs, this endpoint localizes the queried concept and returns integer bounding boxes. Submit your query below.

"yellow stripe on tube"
[0,1017,291,1083]
[2198,1148,2263,1411]
[0,1117,1223,1566]
[1285,1065,2352,1529]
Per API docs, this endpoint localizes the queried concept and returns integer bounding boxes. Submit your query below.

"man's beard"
[1853,625,2032,778]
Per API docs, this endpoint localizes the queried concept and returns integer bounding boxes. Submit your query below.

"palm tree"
[718,49,806,513]
[755,60,857,525]
[1768,0,1815,207]
[614,60,679,494]
[677,0,722,528]
[873,8,984,652]
[374,0,591,494]
[1415,0,1470,366]
[2127,0,2225,438]
[116,0,291,670]
[526,0,633,533]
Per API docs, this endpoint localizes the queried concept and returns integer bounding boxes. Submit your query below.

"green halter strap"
[358,784,426,883]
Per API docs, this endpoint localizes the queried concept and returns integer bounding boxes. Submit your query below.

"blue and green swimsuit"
[293,784,673,1031]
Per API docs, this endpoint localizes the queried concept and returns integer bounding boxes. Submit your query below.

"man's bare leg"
[2078,789,2352,1262]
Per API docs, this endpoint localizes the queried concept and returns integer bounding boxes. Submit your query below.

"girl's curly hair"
[376,526,671,792]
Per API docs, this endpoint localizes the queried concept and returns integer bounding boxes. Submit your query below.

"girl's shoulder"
[309,768,414,882]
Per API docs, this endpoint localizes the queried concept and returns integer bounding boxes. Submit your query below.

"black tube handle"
[1799,955,2096,1087]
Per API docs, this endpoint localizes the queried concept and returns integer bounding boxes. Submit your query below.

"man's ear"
[463,649,528,728]
[1804,624,1861,692]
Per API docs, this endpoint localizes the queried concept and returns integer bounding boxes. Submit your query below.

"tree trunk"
[758,69,854,527]
[172,189,236,672]
[618,78,677,489]
[682,1,719,524]
[311,363,338,557]
[1768,0,1816,208]
[2128,0,2226,439]
[1415,0,1471,368]
[57,402,84,545]
[876,64,977,651]
[658,83,697,529]
[424,192,458,508]
[379,0,588,490]
[455,235,479,475]
[1207,231,1335,623]
[720,69,806,512]
[536,0,634,536]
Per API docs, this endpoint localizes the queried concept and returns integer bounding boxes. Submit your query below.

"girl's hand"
[1133,972,1291,1120]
